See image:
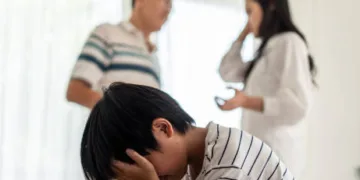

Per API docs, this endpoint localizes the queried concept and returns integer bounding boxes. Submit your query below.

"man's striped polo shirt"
[71,21,161,93]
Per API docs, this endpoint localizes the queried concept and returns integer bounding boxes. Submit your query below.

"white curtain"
[0,0,252,179]
[157,0,254,128]
[0,0,123,179]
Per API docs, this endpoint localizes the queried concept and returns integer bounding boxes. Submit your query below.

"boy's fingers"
[126,149,150,168]
[112,162,134,180]
[113,160,131,173]
[116,177,126,180]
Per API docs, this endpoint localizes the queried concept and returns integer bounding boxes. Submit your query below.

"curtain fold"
[0,0,123,179]
[0,0,249,179]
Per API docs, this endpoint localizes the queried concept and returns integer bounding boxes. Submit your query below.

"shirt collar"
[120,21,139,34]
[120,20,158,53]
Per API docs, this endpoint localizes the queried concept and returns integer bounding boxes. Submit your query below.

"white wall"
[290,0,360,179]
[121,0,360,179]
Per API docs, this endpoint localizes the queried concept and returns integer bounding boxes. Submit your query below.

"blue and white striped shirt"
[71,21,161,93]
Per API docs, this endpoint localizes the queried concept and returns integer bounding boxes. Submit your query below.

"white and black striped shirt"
[188,122,295,180]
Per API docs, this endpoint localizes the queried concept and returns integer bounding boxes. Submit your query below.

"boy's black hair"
[80,82,195,180]
[132,0,135,8]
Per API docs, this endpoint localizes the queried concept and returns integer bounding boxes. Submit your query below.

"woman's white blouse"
[219,32,314,178]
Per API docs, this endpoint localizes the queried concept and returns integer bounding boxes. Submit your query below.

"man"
[80,82,295,180]
[66,0,172,109]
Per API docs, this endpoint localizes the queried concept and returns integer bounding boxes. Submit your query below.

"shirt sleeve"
[243,139,296,180]
[204,165,251,180]
[219,41,250,83]
[203,129,296,180]
[262,157,296,180]
[204,163,295,180]
[263,33,314,124]
[71,24,113,88]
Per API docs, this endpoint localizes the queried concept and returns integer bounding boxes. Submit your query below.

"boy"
[80,82,295,180]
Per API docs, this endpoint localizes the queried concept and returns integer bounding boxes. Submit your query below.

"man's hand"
[66,79,101,109]
[113,149,159,180]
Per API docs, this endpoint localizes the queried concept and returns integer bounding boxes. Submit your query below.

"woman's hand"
[113,149,159,180]
[218,87,265,112]
[218,87,249,111]
[237,22,251,42]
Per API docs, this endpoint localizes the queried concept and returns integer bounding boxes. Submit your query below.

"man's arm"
[66,79,101,109]
[67,24,113,109]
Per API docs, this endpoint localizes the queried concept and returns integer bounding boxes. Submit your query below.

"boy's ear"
[152,118,174,137]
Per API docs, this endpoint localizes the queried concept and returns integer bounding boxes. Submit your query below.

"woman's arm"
[218,25,251,83]
[261,33,314,123]
[220,33,314,124]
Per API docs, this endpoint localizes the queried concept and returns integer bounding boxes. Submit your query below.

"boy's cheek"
[146,155,186,177]
[153,165,168,176]
[152,163,179,177]
[146,159,167,175]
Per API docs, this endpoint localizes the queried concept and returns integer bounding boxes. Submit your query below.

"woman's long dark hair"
[244,0,317,85]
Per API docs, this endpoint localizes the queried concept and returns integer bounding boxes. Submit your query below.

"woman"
[218,0,317,177]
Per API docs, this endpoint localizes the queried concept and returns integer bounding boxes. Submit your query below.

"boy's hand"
[113,149,159,180]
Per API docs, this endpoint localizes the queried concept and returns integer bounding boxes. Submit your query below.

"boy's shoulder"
[204,122,260,168]
[199,122,295,180]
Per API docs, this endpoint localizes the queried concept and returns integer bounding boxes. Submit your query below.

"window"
[157,1,254,128]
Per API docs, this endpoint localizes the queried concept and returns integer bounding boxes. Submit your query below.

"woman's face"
[246,0,264,37]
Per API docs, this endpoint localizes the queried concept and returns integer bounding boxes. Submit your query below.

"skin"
[66,0,172,109]
[131,0,172,41]
[219,0,265,113]
[245,0,263,37]
[114,118,208,180]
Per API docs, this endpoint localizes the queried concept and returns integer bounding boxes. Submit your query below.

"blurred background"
[0,0,359,179]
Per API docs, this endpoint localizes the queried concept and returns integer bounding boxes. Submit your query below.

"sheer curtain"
[0,0,252,179]
[157,0,254,128]
[0,0,123,179]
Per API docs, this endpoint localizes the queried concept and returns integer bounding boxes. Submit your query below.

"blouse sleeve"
[262,33,314,124]
[219,41,250,83]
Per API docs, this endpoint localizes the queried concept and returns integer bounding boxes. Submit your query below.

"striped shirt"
[186,122,295,180]
[71,21,161,93]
